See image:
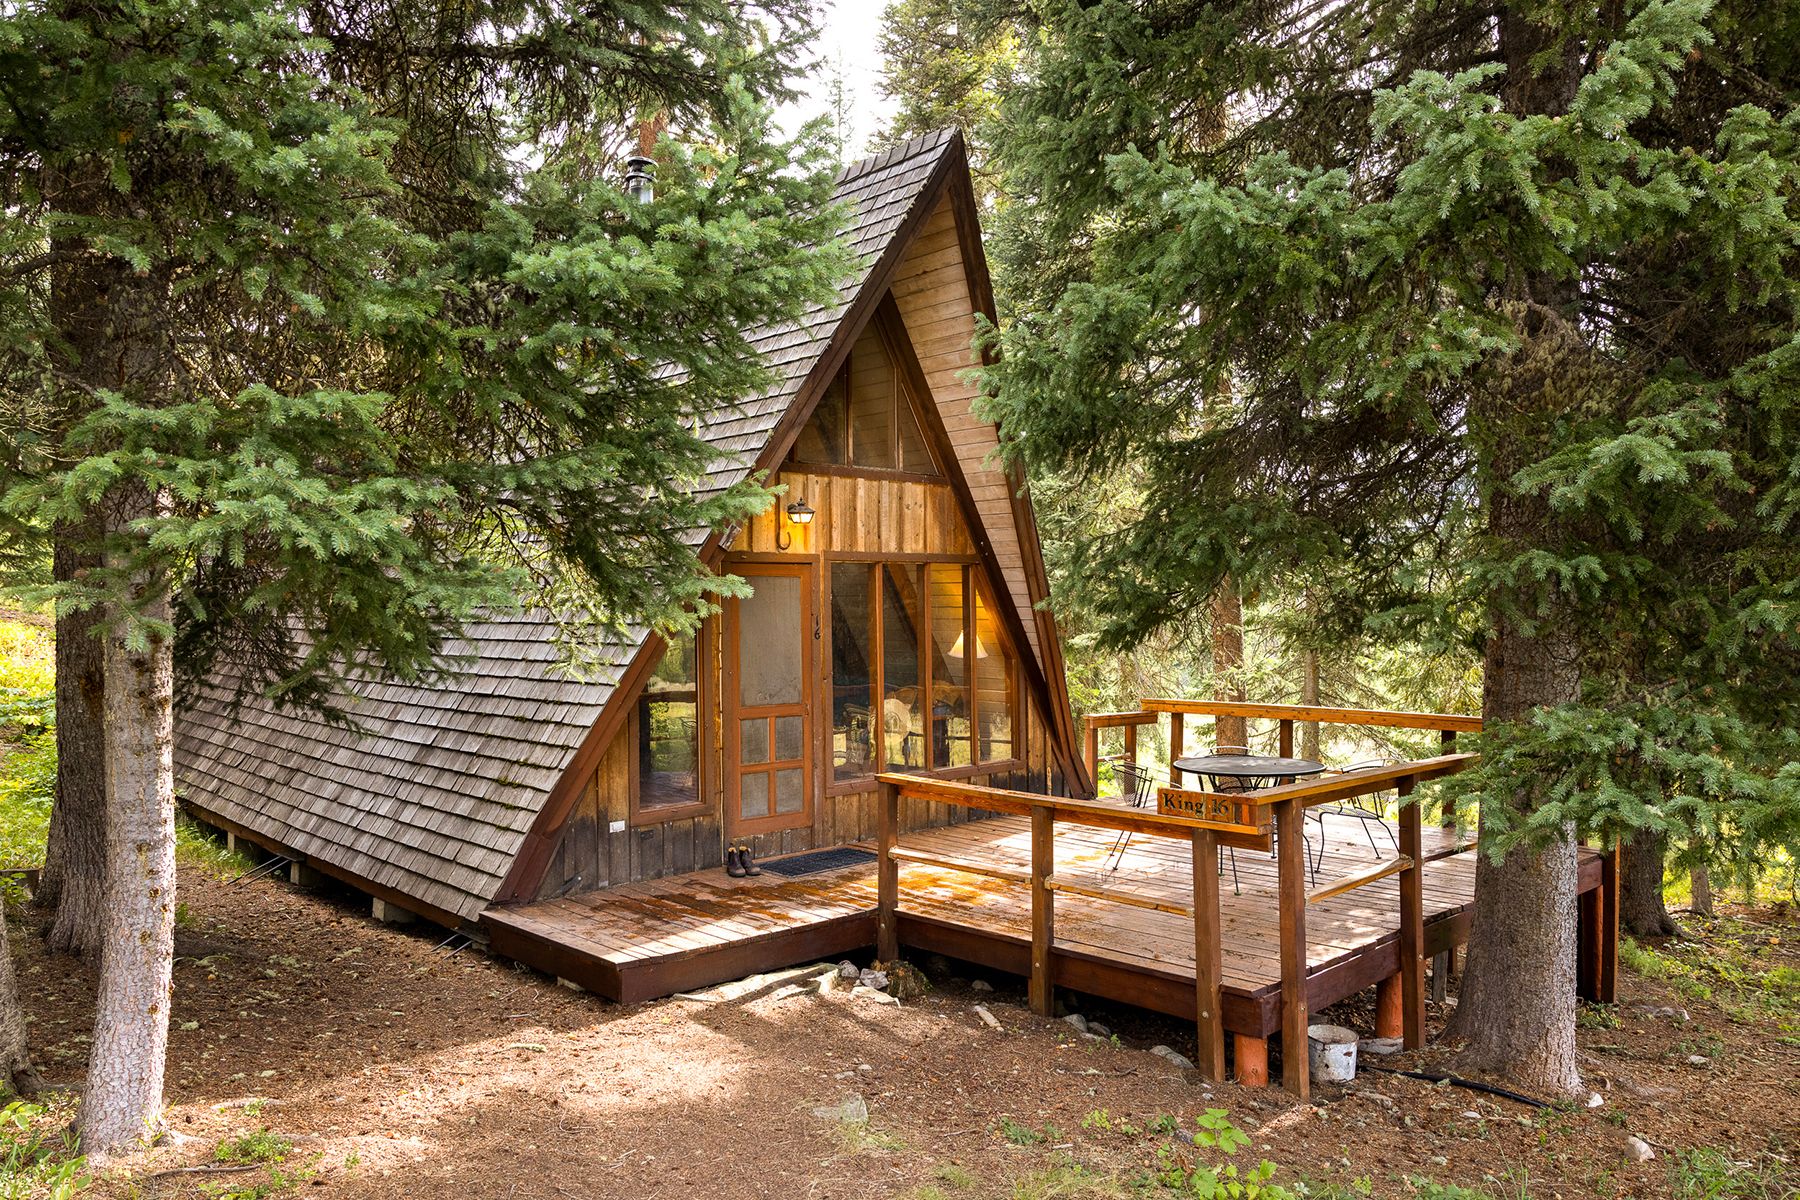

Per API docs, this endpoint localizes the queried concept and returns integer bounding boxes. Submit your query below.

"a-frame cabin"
[177,130,1090,997]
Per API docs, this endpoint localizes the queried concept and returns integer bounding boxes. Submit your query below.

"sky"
[782,1,901,159]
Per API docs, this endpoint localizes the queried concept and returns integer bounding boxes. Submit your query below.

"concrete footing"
[371,897,416,926]
[288,860,327,889]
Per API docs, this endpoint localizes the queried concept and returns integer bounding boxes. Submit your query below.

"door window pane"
[882,564,924,769]
[830,564,877,782]
[741,775,769,820]
[740,719,768,765]
[927,564,971,768]
[637,633,699,810]
[975,584,1014,762]
[773,715,804,762]
[738,575,802,706]
[774,768,806,814]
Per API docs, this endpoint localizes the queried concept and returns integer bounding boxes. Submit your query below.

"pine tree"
[978,0,1800,1094]
[0,0,844,1159]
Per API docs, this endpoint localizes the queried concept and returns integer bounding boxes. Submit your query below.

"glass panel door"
[727,564,813,834]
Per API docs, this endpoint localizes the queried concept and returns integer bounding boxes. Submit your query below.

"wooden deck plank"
[479,815,1596,1033]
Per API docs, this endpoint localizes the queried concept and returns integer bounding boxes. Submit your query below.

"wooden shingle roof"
[175,130,966,923]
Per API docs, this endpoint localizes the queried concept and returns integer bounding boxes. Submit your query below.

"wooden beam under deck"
[482,815,1614,1044]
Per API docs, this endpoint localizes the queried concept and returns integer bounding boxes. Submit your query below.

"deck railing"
[874,744,1478,1099]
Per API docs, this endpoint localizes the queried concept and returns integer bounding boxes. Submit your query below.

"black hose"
[1359,1064,1551,1108]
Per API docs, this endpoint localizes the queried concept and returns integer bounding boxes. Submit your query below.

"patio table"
[1173,753,1326,792]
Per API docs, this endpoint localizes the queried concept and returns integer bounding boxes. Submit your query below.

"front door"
[726,562,814,836]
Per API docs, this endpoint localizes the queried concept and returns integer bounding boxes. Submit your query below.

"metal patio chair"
[1308,759,1400,874]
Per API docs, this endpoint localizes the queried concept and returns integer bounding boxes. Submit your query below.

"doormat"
[756,847,878,878]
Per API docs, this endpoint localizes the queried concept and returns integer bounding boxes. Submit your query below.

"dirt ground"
[17,857,1800,1199]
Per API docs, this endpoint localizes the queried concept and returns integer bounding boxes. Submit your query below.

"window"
[637,632,701,812]
[826,561,1017,786]
[882,564,924,768]
[974,585,1015,763]
[793,322,936,474]
[829,563,877,781]
[927,563,971,768]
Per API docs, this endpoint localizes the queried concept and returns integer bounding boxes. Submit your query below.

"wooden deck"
[482,813,1608,1037]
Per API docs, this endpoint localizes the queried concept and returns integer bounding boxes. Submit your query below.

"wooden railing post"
[1084,722,1100,793]
[1124,722,1138,769]
[1397,775,1425,1048]
[878,778,900,961]
[1275,797,1309,1098]
[1191,827,1225,1080]
[1168,713,1184,784]
[1029,805,1056,1017]
[1439,730,1458,828]
[1278,718,1293,759]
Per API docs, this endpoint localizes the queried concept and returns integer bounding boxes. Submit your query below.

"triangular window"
[792,319,937,475]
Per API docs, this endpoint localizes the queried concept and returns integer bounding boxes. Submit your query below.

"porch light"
[623,155,656,203]
[775,498,814,550]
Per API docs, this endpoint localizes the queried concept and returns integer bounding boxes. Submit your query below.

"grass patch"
[0,1097,86,1200]
[213,1128,292,1166]
[1671,1147,1800,1199]
[835,1119,908,1155]
[1625,914,1800,1032]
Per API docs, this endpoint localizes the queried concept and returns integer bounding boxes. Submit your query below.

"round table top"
[1173,754,1327,779]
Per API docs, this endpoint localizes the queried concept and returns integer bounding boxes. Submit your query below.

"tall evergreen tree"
[0,0,843,1158]
[978,0,1800,1094]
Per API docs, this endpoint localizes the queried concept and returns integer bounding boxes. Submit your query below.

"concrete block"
[371,897,416,926]
[288,860,327,889]
[557,977,585,993]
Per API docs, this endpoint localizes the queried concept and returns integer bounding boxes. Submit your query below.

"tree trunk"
[1299,648,1321,762]
[1211,581,1247,752]
[40,525,109,958]
[79,491,177,1163]
[0,907,42,1098]
[1448,609,1584,1097]
[1689,865,1714,917]
[1620,828,1675,937]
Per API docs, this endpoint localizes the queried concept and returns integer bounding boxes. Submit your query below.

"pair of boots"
[726,841,762,878]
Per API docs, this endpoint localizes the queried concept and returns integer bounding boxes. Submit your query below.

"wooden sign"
[1158,788,1273,851]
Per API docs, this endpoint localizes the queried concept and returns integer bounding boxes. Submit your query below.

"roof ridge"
[835,127,957,188]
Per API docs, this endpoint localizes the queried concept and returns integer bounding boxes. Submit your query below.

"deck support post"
[1190,827,1225,1080]
[1580,841,1622,1004]
[1275,797,1309,1098]
[1028,806,1055,1017]
[1234,1034,1269,1088]
[877,779,900,962]
[1397,775,1426,1049]
[1599,842,1620,1003]
[1375,973,1404,1039]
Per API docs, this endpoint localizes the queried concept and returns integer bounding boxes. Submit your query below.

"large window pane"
[847,324,897,469]
[830,564,877,782]
[927,564,971,769]
[897,393,933,474]
[792,370,847,465]
[738,575,802,706]
[882,564,924,769]
[974,585,1015,763]
[637,634,699,810]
